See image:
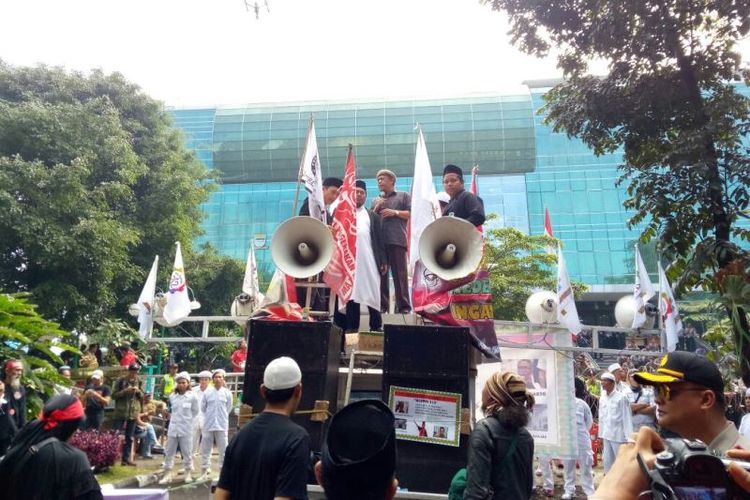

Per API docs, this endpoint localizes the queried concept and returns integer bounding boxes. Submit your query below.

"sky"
[0,0,572,106]
[0,0,747,107]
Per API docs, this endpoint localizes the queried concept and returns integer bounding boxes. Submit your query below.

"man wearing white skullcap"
[598,372,633,473]
[198,369,233,481]
[159,371,199,484]
[608,362,629,392]
[191,370,213,458]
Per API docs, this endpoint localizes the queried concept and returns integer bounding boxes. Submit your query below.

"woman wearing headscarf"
[464,371,536,500]
[0,394,102,500]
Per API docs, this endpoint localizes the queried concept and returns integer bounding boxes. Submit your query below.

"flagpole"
[292,114,314,217]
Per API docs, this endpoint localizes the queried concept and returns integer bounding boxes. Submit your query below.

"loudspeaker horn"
[270,216,334,278]
[418,216,483,281]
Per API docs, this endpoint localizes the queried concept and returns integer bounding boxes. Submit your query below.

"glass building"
[169,81,749,310]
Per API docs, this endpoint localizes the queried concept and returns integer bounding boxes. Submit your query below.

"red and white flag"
[470,165,483,234]
[408,126,441,272]
[324,146,357,305]
[658,263,683,352]
[544,208,555,255]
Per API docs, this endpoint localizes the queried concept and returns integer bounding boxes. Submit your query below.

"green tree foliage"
[186,244,246,318]
[0,293,76,419]
[483,0,750,379]
[0,62,216,330]
[484,226,587,320]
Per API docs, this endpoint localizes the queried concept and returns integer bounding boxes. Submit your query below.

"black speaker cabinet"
[244,319,341,451]
[382,324,472,494]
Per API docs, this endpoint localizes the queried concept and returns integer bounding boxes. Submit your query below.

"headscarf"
[483,371,535,416]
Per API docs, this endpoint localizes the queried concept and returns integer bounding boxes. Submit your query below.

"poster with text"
[388,386,462,447]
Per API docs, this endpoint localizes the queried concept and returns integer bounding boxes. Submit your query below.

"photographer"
[592,427,750,499]
[633,351,750,454]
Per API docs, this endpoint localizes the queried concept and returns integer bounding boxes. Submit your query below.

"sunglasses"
[656,384,707,401]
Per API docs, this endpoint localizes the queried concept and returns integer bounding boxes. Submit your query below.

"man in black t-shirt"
[83,370,111,431]
[441,164,485,227]
[216,356,310,500]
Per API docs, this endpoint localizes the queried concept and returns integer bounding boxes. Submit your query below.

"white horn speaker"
[418,216,483,280]
[270,216,335,278]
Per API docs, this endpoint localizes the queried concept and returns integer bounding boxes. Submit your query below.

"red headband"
[39,400,84,430]
[5,360,22,371]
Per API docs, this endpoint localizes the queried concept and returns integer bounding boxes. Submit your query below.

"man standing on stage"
[335,180,386,333]
[299,177,343,219]
[441,164,485,227]
[371,169,411,314]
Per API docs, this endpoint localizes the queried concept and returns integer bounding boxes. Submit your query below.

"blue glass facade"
[169,83,747,288]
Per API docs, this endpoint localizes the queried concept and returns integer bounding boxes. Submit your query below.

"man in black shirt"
[0,394,103,500]
[216,356,310,500]
[82,369,111,431]
[0,381,17,455]
[441,164,485,227]
[2,360,26,434]
[298,177,342,221]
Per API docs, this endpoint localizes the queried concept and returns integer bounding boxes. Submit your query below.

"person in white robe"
[598,372,634,473]
[334,180,387,333]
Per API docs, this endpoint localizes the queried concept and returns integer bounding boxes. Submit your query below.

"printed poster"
[388,386,461,447]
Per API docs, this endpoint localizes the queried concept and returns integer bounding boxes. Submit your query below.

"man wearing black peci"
[441,164,485,227]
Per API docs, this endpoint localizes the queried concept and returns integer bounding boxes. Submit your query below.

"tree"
[0,62,216,330]
[483,0,750,381]
[484,226,587,320]
[0,293,76,420]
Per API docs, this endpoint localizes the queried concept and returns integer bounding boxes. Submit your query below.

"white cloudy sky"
[0,0,747,107]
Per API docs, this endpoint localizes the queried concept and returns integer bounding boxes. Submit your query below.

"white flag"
[136,256,159,338]
[299,117,327,224]
[242,243,265,306]
[557,244,582,334]
[658,263,683,352]
[632,245,656,329]
[409,126,441,272]
[163,242,192,324]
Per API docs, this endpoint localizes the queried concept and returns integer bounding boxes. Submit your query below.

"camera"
[653,438,750,499]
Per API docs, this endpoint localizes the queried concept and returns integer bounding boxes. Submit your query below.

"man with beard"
[2,360,26,435]
[0,394,103,499]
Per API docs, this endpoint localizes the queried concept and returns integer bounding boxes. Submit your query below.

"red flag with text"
[323,147,357,305]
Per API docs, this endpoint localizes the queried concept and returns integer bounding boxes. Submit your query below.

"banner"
[323,147,357,305]
[136,255,159,339]
[412,261,499,358]
[389,386,461,447]
[556,244,582,335]
[298,117,327,224]
[163,242,191,324]
[242,243,265,307]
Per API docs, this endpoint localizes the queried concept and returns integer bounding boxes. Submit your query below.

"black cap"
[321,400,396,490]
[634,351,724,394]
[355,180,367,190]
[128,363,141,372]
[442,164,463,180]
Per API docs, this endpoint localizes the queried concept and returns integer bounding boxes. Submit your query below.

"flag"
[323,146,357,305]
[261,269,297,307]
[469,165,483,234]
[163,242,192,324]
[544,207,555,255]
[242,243,265,307]
[409,126,441,272]
[658,263,683,352]
[557,244,582,334]
[136,256,159,338]
[632,245,656,329]
[299,116,327,223]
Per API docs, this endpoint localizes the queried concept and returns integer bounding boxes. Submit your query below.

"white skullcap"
[212,368,226,378]
[198,370,213,379]
[607,363,622,373]
[263,356,302,391]
[175,371,191,382]
[601,372,616,382]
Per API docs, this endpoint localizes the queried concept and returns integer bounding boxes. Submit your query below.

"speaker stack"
[382,324,473,494]
[243,319,342,451]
